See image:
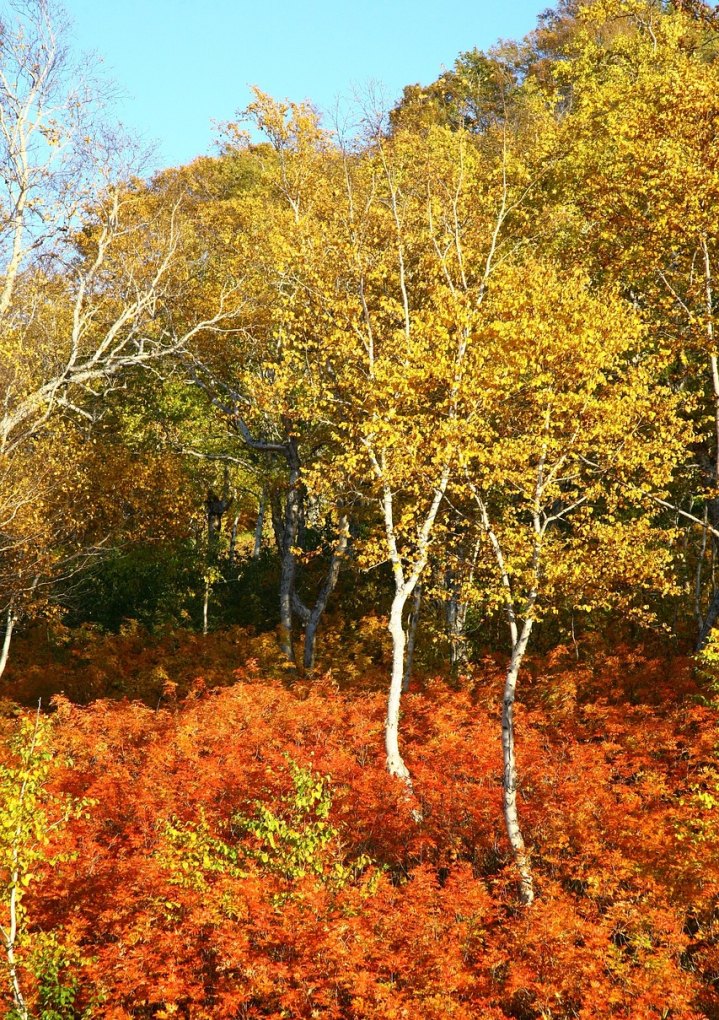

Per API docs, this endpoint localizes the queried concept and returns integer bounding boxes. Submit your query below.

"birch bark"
[0,606,15,680]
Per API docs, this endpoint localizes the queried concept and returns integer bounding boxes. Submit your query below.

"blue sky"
[63,0,549,174]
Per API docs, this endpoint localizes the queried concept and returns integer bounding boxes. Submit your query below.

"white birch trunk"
[471,485,538,904]
[502,617,535,906]
[366,455,449,812]
[202,579,210,636]
[6,843,29,1020]
[0,607,16,680]
[387,594,413,783]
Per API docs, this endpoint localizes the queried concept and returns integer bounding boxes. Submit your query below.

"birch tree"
[0,0,239,458]
[462,261,685,903]
[284,100,548,792]
[0,1,239,674]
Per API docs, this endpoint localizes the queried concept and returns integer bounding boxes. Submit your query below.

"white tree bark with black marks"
[501,617,535,905]
[0,605,16,680]
[472,485,538,906]
[202,578,210,637]
[468,403,587,906]
[365,447,451,795]
[402,582,422,692]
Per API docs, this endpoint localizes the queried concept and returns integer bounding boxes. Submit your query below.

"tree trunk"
[278,545,297,661]
[202,579,210,636]
[387,593,414,788]
[300,516,349,671]
[402,583,422,692]
[697,501,719,651]
[695,506,709,635]
[451,601,469,670]
[697,587,719,652]
[446,584,469,672]
[365,452,449,815]
[444,539,480,673]
[271,492,284,552]
[502,617,535,906]
[278,442,302,662]
[0,605,15,679]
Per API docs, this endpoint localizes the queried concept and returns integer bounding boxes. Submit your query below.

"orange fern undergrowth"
[0,632,717,1020]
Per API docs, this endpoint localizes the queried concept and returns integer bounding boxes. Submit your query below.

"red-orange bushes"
[2,624,289,706]
[1,650,718,1018]
[32,699,497,1016]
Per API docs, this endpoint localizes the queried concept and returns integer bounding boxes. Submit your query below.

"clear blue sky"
[63,0,549,174]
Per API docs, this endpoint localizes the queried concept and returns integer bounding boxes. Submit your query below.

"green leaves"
[235,761,336,882]
[0,711,93,1019]
[163,759,375,897]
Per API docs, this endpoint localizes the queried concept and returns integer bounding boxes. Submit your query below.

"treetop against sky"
[63,0,548,172]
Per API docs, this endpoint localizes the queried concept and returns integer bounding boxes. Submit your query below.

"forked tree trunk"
[377,471,449,809]
[0,605,15,679]
[294,516,350,671]
[502,617,535,906]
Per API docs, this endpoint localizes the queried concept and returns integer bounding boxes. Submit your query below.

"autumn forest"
[3,0,719,1016]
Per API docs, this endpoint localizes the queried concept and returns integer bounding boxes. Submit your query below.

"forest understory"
[1,625,718,1020]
